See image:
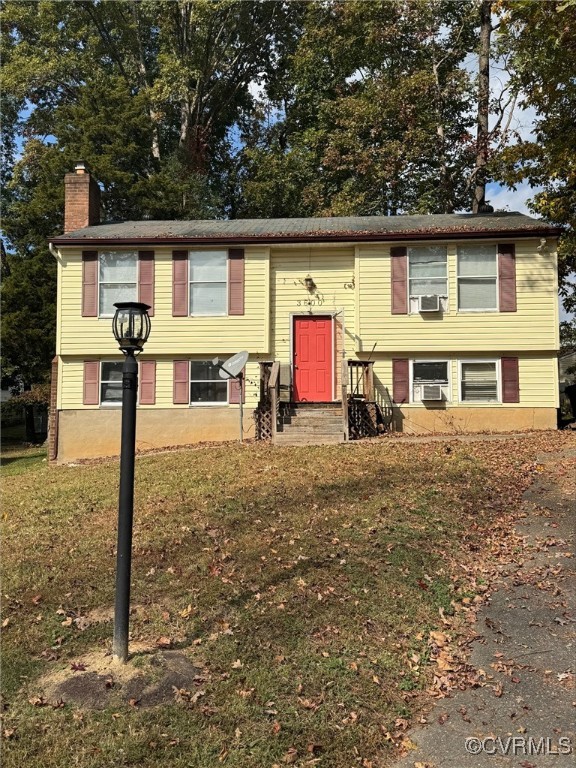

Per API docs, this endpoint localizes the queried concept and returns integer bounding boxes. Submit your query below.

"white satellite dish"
[216,350,249,380]
[211,351,249,443]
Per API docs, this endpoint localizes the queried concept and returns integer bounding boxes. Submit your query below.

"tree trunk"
[472,0,492,213]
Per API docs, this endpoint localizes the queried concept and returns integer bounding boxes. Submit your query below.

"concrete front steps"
[274,403,346,446]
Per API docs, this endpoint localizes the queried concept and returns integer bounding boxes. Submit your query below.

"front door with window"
[293,316,333,402]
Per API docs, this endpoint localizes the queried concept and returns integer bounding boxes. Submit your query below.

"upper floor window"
[189,251,227,315]
[408,246,447,312]
[457,245,497,311]
[99,251,137,316]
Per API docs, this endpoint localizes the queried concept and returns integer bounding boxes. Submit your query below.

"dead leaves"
[28,695,64,709]
[172,686,205,706]
[297,694,323,712]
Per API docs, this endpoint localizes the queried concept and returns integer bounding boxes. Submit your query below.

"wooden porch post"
[364,363,375,401]
[269,361,280,441]
[341,359,349,441]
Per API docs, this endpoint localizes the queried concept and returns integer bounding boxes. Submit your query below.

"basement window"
[411,360,450,403]
[100,361,123,405]
[460,361,499,402]
[190,360,228,404]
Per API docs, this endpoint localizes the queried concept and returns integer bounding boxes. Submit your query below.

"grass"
[1,432,572,767]
[1,422,47,476]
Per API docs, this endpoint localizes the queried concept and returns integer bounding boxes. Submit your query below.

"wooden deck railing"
[346,360,393,438]
[348,360,375,400]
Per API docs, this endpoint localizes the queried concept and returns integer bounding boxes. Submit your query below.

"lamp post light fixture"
[111,301,151,663]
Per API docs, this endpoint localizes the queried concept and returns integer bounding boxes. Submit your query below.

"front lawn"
[1,433,572,767]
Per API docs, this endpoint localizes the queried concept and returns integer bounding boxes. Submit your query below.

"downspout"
[48,241,62,462]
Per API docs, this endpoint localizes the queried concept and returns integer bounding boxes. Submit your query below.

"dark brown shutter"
[138,251,155,316]
[83,360,99,405]
[392,359,410,404]
[173,360,189,404]
[391,246,408,314]
[501,357,520,403]
[228,372,245,404]
[82,251,98,317]
[228,248,245,315]
[139,360,156,405]
[172,250,188,316]
[498,244,516,312]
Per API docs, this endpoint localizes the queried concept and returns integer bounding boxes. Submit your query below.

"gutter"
[48,242,61,259]
[49,226,562,248]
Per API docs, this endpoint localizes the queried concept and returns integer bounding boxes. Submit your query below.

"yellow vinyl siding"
[367,352,557,409]
[60,357,262,410]
[357,240,558,352]
[57,247,269,356]
[270,246,356,365]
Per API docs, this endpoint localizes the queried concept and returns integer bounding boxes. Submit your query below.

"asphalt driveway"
[393,447,576,768]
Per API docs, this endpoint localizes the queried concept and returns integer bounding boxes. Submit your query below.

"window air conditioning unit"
[419,295,440,312]
[422,384,444,401]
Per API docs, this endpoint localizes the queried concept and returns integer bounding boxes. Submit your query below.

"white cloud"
[486,180,540,215]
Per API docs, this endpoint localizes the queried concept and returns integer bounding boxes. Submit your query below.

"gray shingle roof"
[52,212,560,245]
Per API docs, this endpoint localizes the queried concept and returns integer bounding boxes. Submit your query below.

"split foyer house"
[48,164,561,462]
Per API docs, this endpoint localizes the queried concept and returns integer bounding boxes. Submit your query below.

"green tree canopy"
[496,0,576,341]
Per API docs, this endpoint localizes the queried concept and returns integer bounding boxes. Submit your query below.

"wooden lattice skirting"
[348,399,381,440]
[254,404,273,441]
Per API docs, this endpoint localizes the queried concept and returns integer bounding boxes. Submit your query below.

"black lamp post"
[111,301,151,663]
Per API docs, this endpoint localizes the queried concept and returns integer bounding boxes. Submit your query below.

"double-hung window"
[190,360,228,403]
[99,251,138,316]
[457,245,497,311]
[408,246,448,312]
[460,361,499,402]
[189,251,227,315]
[100,361,124,405]
[411,360,450,402]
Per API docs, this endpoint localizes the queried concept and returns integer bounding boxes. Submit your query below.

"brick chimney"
[64,162,101,233]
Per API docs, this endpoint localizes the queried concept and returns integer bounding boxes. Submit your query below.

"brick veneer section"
[48,356,59,462]
[64,169,101,233]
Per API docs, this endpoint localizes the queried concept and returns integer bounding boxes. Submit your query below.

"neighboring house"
[48,164,561,462]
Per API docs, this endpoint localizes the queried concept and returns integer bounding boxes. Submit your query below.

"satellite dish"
[217,350,249,380]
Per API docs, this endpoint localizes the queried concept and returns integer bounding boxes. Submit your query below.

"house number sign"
[296,298,324,307]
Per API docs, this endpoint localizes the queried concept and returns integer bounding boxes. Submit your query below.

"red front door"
[293,316,333,402]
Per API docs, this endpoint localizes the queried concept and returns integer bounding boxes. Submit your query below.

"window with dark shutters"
[82,251,98,316]
[83,361,99,404]
[228,373,245,404]
[228,248,245,315]
[501,357,520,402]
[173,360,190,404]
[138,251,155,315]
[498,244,517,312]
[172,251,189,316]
[139,360,156,405]
[392,359,410,403]
[391,247,408,314]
